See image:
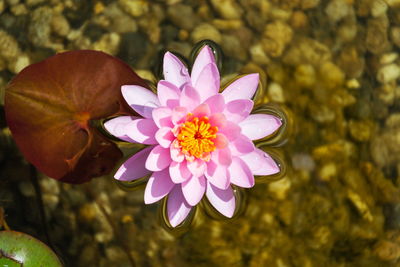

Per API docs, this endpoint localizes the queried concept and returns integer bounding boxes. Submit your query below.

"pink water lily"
[105,45,282,227]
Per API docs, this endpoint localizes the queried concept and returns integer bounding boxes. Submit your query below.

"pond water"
[1,0,400,266]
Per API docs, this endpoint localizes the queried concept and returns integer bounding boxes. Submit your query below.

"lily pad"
[0,230,62,267]
[5,50,148,183]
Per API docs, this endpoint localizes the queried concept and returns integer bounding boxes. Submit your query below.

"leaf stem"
[30,165,53,249]
[0,207,10,230]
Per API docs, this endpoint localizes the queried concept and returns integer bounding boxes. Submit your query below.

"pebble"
[391,27,400,48]
[191,23,222,44]
[283,37,331,66]
[374,240,400,261]
[105,246,129,263]
[261,21,293,58]
[385,0,400,7]
[319,62,345,89]
[267,82,285,103]
[371,0,388,17]
[10,3,27,15]
[269,7,292,21]
[42,194,59,211]
[337,46,365,78]
[325,0,351,23]
[318,162,337,182]
[337,20,357,42]
[210,0,242,19]
[249,43,270,65]
[378,84,395,104]
[290,11,308,29]
[118,0,149,17]
[291,153,316,171]
[346,79,361,89]
[167,4,198,30]
[91,33,121,55]
[301,0,320,9]
[366,17,390,54]
[18,181,35,197]
[28,6,53,48]
[377,63,400,83]
[294,64,316,88]
[51,14,70,37]
[0,57,6,71]
[5,0,19,5]
[166,41,192,58]
[268,176,292,200]
[347,189,373,221]
[0,30,20,61]
[213,19,243,30]
[25,0,45,6]
[221,34,246,61]
[310,105,335,123]
[379,52,398,65]
[8,53,30,73]
[349,120,373,142]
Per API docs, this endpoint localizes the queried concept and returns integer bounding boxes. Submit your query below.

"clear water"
[1,1,400,266]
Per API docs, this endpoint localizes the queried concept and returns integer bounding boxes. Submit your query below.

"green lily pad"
[0,231,62,267]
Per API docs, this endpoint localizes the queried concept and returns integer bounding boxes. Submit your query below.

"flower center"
[176,114,218,160]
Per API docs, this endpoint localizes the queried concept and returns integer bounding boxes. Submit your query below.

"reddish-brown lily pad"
[5,50,147,183]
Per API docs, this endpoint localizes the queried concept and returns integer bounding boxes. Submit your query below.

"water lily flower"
[105,45,282,227]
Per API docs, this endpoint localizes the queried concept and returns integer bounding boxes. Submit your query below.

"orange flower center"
[176,114,218,160]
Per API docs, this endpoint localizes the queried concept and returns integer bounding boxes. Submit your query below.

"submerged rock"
[261,21,293,58]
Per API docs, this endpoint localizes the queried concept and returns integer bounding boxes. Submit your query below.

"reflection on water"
[1,0,400,266]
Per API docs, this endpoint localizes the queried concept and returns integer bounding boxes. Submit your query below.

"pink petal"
[239,114,282,140]
[194,63,220,102]
[144,169,174,204]
[214,133,228,149]
[170,145,185,163]
[180,85,201,110]
[191,45,215,86]
[204,94,225,114]
[163,52,191,90]
[103,116,139,143]
[169,161,191,183]
[212,147,232,166]
[222,73,259,102]
[206,182,235,218]
[182,176,206,206]
[187,159,207,177]
[209,113,227,129]
[125,119,158,144]
[224,99,254,123]
[205,160,230,190]
[229,135,255,156]
[192,103,211,117]
[228,157,254,188]
[114,146,153,181]
[167,185,192,227]
[152,107,173,128]
[219,121,241,141]
[122,85,160,118]
[155,127,174,148]
[157,80,181,108]
[145,145,172,171]
[171,106,188,125]
[240,148,280,175]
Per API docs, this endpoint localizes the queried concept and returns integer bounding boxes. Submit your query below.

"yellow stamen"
[176,114,218,160]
